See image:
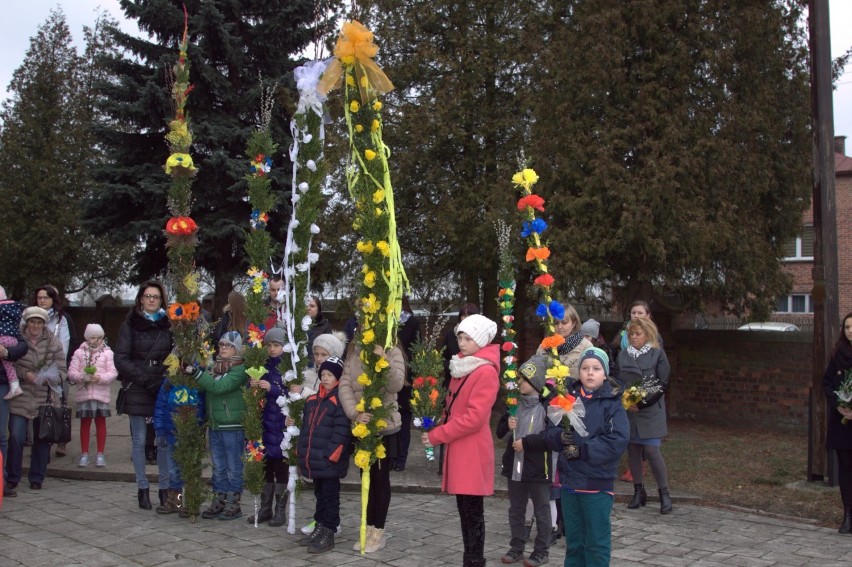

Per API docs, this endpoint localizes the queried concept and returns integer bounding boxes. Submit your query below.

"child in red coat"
[423,314,500,567]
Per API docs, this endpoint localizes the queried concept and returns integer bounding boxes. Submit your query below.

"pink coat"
[428,343,500,496]
[67,344,118,404]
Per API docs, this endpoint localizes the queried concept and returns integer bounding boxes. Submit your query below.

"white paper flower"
[310,223,320,234]
[413,417,422,428]
[287,425,300,436]
[296,262,310,272]
[292,193,300,204]
[298,182,309,193]
[288,391,303,402]
[303,133,313,144]
[283,344,294,353]
[289,218,300,230]
[276,395,289,408]
[301,315,312,331]
[284,370,296,382]
[307,252,319,264]
[306,160,317,172]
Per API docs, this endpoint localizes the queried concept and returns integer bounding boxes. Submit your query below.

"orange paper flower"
[526,247,551,262]
[166,216,198,235]
[541,334,565,350]
[550,393,577,413]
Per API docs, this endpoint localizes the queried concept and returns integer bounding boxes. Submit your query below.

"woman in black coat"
[823,312,852,533]
[114,281,173,510]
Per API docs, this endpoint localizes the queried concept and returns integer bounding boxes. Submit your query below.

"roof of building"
[836,151,852,175]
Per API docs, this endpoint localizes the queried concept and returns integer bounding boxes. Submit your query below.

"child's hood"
[569,378,619,400]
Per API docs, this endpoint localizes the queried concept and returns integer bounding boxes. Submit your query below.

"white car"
[737,322,801,332]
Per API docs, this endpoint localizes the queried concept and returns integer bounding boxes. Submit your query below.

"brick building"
[779,136,852,318]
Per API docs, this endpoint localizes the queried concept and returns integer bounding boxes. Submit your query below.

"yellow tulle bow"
[317,20,394,103]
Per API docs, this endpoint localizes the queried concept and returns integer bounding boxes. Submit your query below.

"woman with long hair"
[823,312,852,533]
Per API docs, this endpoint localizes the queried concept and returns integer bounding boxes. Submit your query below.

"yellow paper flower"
[373,100,382,111]
[364,271,377,288]
[346,75,356,87]
[362,329,375,344]
[354,449,372,470]
[164,353,181,377]
[355,398,366,412]
[369,397,383,409]
[376,240,390,257]
[356,240,375,254]
[375,444,386,459]
[365,148,377,160]
[375,357,389,372]
[412,390,421,401]
[350,100,360,113]
[375,207,384,216]
[165,153,197,176]
[512,168,539,188]
[373,189,385,203]
[371,119,380,132]
[546,362,570,381]
[355,124,364,133]
[362,293,380,314]
[375,419,388,430]
[352,423,370,438]
[357,373,372,386]
[360,75,369,88]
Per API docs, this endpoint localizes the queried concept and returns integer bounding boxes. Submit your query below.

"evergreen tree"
[335,0,540,314]
[0,9,133,298]
[528,0,812,315]
[84,0,338,309]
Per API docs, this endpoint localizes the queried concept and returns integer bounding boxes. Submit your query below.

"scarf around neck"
[557,332,584,355]
[512,394,546,481]
[213,355,243,376]
[626,344,652,359]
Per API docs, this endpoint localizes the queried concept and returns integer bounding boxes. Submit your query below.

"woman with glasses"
[114,281,173,510]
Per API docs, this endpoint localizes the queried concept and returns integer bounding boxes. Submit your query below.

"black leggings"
[457,494,485,564]
[837,449,852,507]
[264,457,289,484]
[366,451,392,528]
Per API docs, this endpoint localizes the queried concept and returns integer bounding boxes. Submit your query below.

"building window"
[775,294,814,313]
[781,225,814,261]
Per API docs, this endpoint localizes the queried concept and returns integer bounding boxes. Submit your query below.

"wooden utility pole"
[807,0,840,482]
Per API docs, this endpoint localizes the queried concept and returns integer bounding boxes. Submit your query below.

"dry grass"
[661,418,841,528]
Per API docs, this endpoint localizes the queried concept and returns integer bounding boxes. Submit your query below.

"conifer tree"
[0,9,133,297]
[84,0,337,307]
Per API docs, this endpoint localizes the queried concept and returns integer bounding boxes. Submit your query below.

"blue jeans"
[561,490,613,567]
[209,429,244,493]
[157,436,183,490]
[129,415,150,489]
[6,414,51,486]
[0,383,9,479]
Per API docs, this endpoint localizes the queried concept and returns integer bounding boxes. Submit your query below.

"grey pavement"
[2,381,852,565]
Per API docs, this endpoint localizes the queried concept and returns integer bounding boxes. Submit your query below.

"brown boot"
[156,489,180,514]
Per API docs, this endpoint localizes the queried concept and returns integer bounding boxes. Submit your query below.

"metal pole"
[807,0,840,483]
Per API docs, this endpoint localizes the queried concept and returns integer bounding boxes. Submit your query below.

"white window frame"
[782,226,814,261]
[775,294,814,314]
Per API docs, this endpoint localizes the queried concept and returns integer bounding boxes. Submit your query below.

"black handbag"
[115,381,131,415]
[36,388,72,444]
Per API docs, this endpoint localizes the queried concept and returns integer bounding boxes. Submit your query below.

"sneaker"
[502,550,525,564]
[301,520,317,535]
[78,454,90,467]
[524,552,549,567]
[95,454,106,467]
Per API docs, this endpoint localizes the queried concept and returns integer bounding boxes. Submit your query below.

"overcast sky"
[2,1,852,141]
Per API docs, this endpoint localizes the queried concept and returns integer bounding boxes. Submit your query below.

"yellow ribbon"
[317,20,394,103]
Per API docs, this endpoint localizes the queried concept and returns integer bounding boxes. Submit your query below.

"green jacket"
[196,364,247,431]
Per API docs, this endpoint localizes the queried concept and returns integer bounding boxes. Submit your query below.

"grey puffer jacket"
[10,329,67,419]
[114,310,173,417]
[615,347,670,439]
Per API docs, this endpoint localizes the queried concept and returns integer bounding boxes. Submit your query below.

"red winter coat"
[428,343,500,496]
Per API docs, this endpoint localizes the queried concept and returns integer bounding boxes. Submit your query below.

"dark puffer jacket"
[297,384,352,479]
[261,355,287,460]
[153,378,205,445]
[114,310,173,417]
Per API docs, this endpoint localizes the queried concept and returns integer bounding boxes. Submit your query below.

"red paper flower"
[550,393,577,412]
[534,274,555,287]
[517,195,545,212]
[166,216,198,235]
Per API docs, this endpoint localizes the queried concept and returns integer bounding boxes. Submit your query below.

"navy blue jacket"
[523,379,628,492]
[261,355,288,460]
[297,384,352,479]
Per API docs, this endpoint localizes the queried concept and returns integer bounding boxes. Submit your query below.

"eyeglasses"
[143,294,161,300]
[218,343,233,348]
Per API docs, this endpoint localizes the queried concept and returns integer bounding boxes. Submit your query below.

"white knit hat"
[312,332,346,359]
[456,314,497,348]
[84,324,105,339]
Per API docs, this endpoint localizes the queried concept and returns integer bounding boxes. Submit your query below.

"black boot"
[308,525,335,554]
[659,487,673,515]
[627,484,646,509]
[839,507,852,534]
[201,492,226,519]
[268,484,288,527]
[247,483,275,525]
[158,489,167,508]
[137,488,152,510]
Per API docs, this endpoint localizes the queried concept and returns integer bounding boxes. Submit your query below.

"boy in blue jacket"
[497,355,553,567]
[296,356,352,554]
[515,347,628,567]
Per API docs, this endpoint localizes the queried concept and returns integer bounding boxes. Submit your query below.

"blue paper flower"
[170,386,199,407]
[549,300,565,321]
[536,303,549,318]
[521,219,548,238]
[422,416,435,430]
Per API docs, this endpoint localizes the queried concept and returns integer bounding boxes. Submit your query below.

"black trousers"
[457,494,485,566]
[314,477,341,530]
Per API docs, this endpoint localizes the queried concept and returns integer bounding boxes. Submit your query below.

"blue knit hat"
[579,346,610,377]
